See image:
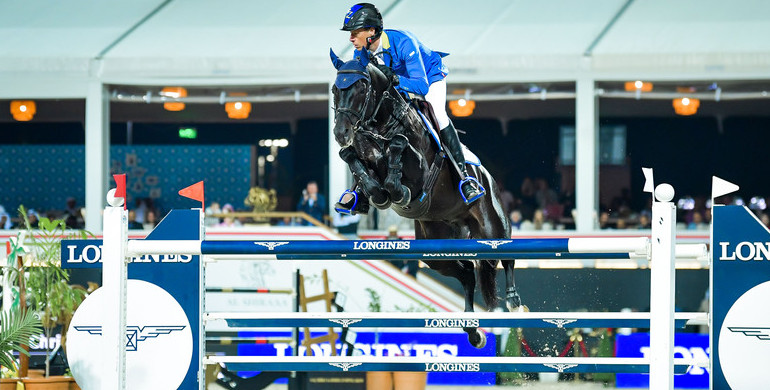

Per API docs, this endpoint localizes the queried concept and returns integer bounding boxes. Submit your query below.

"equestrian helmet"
[341,3,383,32]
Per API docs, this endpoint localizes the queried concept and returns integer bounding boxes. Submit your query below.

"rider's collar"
[380,31,390,50]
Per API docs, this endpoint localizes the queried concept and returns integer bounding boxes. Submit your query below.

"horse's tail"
[478,260,499,310]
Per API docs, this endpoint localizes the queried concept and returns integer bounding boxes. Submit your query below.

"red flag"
[179,181,205,209]
[113,174,127,209]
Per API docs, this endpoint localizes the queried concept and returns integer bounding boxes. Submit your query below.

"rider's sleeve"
[394,35,430,96]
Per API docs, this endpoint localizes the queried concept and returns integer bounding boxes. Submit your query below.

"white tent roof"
[1,0,769,98]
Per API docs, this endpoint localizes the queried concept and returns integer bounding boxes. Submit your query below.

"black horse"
[330,50,523,348]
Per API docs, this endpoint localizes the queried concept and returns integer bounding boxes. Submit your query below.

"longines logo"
[254,242,289,251]
[422,253,477,258]
[329,362,362,371]
[477,240,512,249]
[543,319,578,328]
[353,241,410,250]
[718,241,770,261]
[424,319,479,328]
[544,363,578,373]
[63,243,192,265]
[74,325,187,351]
[728,327,770,340]
[424,362,480,372]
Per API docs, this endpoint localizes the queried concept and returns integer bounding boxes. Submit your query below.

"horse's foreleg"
[339,147,389,207]
[383,134,411,206]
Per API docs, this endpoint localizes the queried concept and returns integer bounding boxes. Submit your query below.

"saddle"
[406,94,481,166]
[406,94,443,150]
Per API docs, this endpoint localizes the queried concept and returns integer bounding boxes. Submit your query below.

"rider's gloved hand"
[375,64,399,86]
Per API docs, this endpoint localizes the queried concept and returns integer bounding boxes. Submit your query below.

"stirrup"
[458,177,486,205]
[334,190,359,215]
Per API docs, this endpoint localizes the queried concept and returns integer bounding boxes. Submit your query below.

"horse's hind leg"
[502,260,525,312]
[418,221,486,349]
[423,258,487,348]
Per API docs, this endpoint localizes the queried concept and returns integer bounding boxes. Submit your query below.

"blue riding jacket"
[354,29,448,96]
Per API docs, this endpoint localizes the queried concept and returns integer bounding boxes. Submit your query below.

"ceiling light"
[160,87,187,111]
[673,97,700,116]
[624,81,653,92]
[225,93,251,119]
[10,100,36,121]
[449,99,475,117]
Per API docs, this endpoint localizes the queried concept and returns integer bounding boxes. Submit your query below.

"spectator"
[534,178,558,210]
[127,210,144,229]
[0,212,11,230]
[688,211,707,230]
[532,209,553,231]
[518,177,537,221]
[296,181,327,225]
[497,181,516,216]
[143,210,158,230]
[26,209,40,228]
[277,216,300,226]
[333,213,361,238]
[509,210,523,231]
[637,211,651,230]
[65,197,84,229]
[205,202,222,227]
[133,198,147,224]
[218,204,242,228]
[599,211,612,230]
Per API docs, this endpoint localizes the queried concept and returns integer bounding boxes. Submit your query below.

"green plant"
[19,206,89,377]
[0,308,42,375]
[365,288,381,312]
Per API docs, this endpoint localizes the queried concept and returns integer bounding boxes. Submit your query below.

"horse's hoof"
[372,199,392,210]
[467,328,487,349]
[507,302,530,313]
[392,186,411,206]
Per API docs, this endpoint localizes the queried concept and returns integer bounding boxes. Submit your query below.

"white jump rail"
[204,311,706,329]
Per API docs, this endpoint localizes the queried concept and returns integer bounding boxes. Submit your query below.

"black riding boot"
[439,122,486,204]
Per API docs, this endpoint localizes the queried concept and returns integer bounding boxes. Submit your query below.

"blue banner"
[615,333,709,388]
[230,331,497,386]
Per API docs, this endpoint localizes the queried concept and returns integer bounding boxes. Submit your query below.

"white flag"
[712,176,739,199]
[642,167,654,193]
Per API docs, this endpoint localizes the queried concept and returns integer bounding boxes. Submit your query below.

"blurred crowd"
[503,177,770,232]
[5,178,767,234]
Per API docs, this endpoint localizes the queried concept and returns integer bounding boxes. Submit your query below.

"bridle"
[333,66,410,146]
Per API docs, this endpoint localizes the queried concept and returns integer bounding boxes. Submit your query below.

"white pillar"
[575,77,599,232]
[102,202,128,389]
[328,82,349,211]
[650,185,676,389]
[85,80,110,232]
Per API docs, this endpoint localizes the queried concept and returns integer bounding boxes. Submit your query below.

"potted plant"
[18,207,89,389]
[0,307,43,390]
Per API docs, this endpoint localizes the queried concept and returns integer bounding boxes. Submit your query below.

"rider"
[335,2,485,215]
